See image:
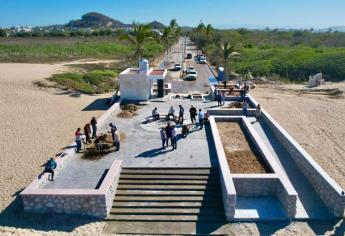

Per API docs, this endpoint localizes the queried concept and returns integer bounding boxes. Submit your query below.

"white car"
[173,63,181,71]
[186,70,197,80]
[199,57,206,64]
[187,66,196,73]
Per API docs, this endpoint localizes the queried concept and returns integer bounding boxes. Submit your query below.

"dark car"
[186,53,192,59]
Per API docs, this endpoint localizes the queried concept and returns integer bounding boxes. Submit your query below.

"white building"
[119,59,167,101]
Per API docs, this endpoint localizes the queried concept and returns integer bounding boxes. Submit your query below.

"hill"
[148,21,165,30]
[66,12,127,28]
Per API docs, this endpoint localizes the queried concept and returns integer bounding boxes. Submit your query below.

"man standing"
[109,124,120,151]
[171,125,177,149]
[189,105,197,124]
[109,123,117,144]
[217,92,222,106]
[198,109,205,129]
[91,117,97,138]
[165,123,173,146]
[178,105,184,124]
[160,127,167,149]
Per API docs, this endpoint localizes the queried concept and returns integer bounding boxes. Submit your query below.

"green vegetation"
[0,39,163,63]
[190,27,345,81]
[48,69,118,94]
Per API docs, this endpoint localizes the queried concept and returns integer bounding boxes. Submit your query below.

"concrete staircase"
[104,167,227,235]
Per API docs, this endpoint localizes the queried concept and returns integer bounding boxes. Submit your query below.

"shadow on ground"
[0,197,98,233]
[82,98,110,111]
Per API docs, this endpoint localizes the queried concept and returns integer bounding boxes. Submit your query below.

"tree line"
[189,24,345,81]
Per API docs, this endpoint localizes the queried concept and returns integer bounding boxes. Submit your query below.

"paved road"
[165,37,214,94]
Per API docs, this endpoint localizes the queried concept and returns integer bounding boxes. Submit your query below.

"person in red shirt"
[75,128,82,152]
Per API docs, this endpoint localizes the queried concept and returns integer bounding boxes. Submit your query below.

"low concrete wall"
[208,108,256,117]
[21,160,122,218]
[232,174,278,196]
[247,94,345,217]
[232,174,297,217]
[209,117,236,220]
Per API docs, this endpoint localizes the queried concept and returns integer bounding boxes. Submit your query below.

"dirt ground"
[217,122,269,174]
[251,82,345,190]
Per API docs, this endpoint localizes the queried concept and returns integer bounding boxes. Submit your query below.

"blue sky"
[1,0,344,29]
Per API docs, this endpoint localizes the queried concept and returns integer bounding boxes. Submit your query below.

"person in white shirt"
[198,109,205,129]
[167,106,175,121]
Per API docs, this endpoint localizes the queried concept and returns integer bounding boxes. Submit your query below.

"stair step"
[121,169,219,175]
[103,221,228,235]
[119,179,218,185]
[116,190,221,196]
[110,207,224,215]
[106,214,225,222]
[119,174,218,180]
[117,185,219,191]
[112,201,223,208]
[114,196,221,202]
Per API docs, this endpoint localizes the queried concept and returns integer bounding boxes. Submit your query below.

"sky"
[0,0,344,29]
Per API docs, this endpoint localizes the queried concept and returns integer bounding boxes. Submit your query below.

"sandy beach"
[251,82,345,190]
[0,62,112,235]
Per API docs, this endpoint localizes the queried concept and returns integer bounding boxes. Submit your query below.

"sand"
[0,61,111,235]
[251,82,345,190]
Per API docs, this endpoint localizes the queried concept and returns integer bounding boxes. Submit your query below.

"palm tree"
[196,22,206,33]
[120,21,152,66]
[169,19,178,29]
[160,26,173,54]
[220,40,240,88]
[205,24,214,56]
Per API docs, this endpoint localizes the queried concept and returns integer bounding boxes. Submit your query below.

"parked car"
[173,63,181,71]
[186,53,192,59]
[186,70,197,80]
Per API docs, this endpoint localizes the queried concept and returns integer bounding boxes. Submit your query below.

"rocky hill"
[148,20,166,30]
[66,12,166,30]
[66,12,127,28]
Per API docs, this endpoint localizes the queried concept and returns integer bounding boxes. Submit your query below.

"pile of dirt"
[217,122,270,174]
[82,133,114,160]
[117,104,139,118]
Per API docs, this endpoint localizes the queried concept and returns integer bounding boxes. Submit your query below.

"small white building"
[119,59,167,101]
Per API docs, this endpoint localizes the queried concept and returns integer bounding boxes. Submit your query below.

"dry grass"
[228,102,243,108]
[117,104,139,118]
[217,122,270,173]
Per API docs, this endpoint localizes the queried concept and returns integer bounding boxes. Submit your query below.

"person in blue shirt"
[39,157,57,181]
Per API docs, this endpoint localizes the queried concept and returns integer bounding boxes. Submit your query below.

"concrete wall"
[208,108,256,117]
[21,160,122,218]
[247,94,345,217]
[209,117,236,220]
[119,68,151,101]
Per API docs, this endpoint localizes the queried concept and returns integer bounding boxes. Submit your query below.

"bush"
[47,70,118,94]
